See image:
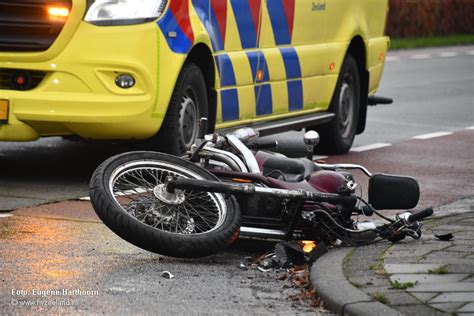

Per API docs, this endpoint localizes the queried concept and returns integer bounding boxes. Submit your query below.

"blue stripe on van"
[267,0,291,45]
[230,0,258,49]
[215,54,236,87]
[280,47,301,79]
[246,51,259,81]
[221,89,240,121]
[246,51,270,83]
[259,51,270,82]
[157,9,193,54]
[193,0,218,51]
[255,84,273,116]
[287,80,303,111]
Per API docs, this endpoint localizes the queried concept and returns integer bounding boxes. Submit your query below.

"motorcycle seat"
[262,156,321,183]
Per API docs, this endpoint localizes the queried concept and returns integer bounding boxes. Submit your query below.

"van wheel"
[155,63,208,155]
[313,55,360,154]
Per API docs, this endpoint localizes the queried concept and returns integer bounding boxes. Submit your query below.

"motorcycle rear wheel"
[89,151,240,258]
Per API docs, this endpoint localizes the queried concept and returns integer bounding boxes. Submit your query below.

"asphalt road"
[270,45,474,151]
[0,46,472,211]
[1,207,316,314]
[355,45,474,147]
[0,46,473,314]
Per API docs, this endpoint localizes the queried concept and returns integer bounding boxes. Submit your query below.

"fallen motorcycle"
[89,127,433,258]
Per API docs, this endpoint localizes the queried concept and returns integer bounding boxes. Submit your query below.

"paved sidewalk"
[311,198,474,315]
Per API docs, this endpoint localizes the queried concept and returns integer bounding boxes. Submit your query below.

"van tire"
[313,55,360,154]
[155,62,208,155]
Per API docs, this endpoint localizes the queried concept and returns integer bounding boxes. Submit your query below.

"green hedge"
[387,0,474,37]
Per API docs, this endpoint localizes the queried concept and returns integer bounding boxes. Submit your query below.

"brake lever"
[189,139,210,163]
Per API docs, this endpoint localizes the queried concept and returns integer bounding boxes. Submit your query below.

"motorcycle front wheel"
[89,151,241,258]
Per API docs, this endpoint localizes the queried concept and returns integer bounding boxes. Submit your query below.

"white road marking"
[411,54,431,60]
[350,143,392,152]
[79,196,91,201]
[0,213,13,218]
[412,131,453,140]
[439,52,458,58]
[386,56,400,62]
[467,50,474,56]
[465,126,474,130]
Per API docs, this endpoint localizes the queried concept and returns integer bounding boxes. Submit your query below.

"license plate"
[0,99,8,123]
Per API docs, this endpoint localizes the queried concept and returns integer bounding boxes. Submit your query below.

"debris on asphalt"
[246,241,329,272]
[257,266,272,273]
[434,232,454,241]
[237,240,330,312]
[238,262,248,270]
[287,267,328,310]
[273,241,328,269]
[161,271,174,279]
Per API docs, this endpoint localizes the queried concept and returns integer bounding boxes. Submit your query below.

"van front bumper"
[0,21,162,141]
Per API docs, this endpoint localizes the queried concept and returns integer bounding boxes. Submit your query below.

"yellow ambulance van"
[0,0,390,154]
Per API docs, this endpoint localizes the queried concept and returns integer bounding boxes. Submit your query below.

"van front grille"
[0,69,46,90]
[0,0,72,52]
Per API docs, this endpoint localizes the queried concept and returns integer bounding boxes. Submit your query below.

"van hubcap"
[338,76,355,139]
[179,90,199,149]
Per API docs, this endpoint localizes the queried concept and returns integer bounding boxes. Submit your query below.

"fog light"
[115,74,135,89]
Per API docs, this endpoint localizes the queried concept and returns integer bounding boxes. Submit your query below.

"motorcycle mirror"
[304,130,320,147]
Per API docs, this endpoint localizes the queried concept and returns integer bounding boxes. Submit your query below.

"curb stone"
[310,248,403,316]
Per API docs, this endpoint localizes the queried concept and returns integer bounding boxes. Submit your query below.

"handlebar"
[408,208,434,223]
[259,138,309,158]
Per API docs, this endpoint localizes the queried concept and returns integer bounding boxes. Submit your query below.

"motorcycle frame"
[166,174,358,239]
[182,131,367,238]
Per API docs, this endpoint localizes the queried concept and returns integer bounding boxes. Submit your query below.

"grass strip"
[390,34,474,50]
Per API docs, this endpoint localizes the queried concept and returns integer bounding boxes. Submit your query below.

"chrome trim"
[217,112,335,137]
[316,163,372,177]
[254,113,335,136]
[226,134,260,173]
[240,226,286,238]
[255,186,304,198]
[202,145,248,172]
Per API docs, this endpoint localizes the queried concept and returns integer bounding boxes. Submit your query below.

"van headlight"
[85,0,167,25]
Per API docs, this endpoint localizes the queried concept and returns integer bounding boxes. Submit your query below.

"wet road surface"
[0,46,473,314]
[1,204,322,314]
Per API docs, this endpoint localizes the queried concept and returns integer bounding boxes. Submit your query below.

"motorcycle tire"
[89,151,241,258]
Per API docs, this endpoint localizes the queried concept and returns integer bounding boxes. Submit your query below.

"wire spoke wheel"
[109,161,227,235]
[89,151,241,258]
